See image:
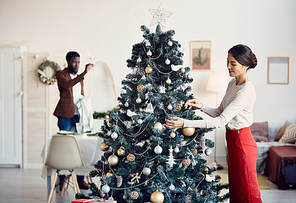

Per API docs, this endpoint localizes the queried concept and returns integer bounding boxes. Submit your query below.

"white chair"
[44,135,84,203]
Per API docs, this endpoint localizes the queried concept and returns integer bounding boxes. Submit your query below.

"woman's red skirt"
[226,127,262,203]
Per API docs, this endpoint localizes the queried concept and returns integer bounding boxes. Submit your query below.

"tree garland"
[37,60,61,85]
[93,108,119,119]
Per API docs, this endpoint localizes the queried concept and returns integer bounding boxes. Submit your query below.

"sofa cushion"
[250,122,269,142]
[275,121,292,141]
[279,123,296,143]
[268,126,281,141]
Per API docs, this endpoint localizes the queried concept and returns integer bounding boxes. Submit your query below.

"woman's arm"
[185,98,223,118]
[184,90,250,128]
[166,90,250,129]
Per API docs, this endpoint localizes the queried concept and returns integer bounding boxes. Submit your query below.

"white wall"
[1,0,296,162]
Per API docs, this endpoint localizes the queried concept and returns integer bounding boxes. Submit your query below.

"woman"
[165,44,262,203]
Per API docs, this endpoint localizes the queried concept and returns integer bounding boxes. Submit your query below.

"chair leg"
[47,172,58,203]
[72,171,81,194]
[61,175,71,195]
[71,172,78,195]
[86,175,93,183]
[65,175,70,190]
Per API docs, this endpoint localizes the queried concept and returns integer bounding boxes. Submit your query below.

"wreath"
[37,60,61,85]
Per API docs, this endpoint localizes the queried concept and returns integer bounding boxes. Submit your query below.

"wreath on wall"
[37,60,61,85]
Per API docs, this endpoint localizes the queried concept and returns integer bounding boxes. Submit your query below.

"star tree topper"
[149,2,173,28]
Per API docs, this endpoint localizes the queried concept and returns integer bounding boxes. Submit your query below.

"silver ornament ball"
[102,184,110,193]
[205,148,213,156]
[111,132,118,139]
[142,167,151,176]
[154,144,163,154]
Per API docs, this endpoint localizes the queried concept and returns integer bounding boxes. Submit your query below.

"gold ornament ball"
[166,78,171,85]
[167,104,173,110]
[182,127,195,136]
[204,165,210,173]
[136,97,142,103]
[104,114,110,119]
[170,131,176,138]
[130,191,139,200]
[154,122,163,131]
[127,153,135,162]
[145,66,153,74]
[150,191,164,203]
[182,158,191,166]
[100,142,109,152]
[108,155,119,166]
[137,84,145,92]
[147,50,152,56]
[176,103,182,111]
[191,148,198,155]
[106,172,113,177]
[117,147,125,156]
[115,104,121,110]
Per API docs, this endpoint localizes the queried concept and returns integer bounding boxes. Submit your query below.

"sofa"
[250,121,296,189]
[250,121,296,174]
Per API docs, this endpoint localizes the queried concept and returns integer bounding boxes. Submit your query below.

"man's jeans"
[57,115,79,131]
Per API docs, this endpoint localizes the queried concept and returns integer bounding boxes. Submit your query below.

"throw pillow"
[275,121,292,141]
[250,122,269,142]
[279,123,296,143]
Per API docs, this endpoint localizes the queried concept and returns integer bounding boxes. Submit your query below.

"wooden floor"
[0,168,295,203]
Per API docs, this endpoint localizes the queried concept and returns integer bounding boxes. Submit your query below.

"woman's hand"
[165,117,184,129]
[184,98,203,110]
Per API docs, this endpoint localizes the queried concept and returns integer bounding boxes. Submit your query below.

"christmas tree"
[83,6,229,202]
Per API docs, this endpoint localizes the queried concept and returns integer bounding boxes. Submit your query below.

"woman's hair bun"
[250,53,258,69]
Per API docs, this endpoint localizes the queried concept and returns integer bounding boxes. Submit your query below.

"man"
[53,51,92,190]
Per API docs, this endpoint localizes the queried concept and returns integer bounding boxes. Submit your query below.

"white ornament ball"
[205,148,213,156]
[174,147,180,153]
[165,58,170,65]
[166,78,171,85]
[137,57,142,63]
[154,122,163,131]
[180,68,185,73]
[168,41,173,46]
[167,104,173,110]
[111,132,118,139]
[169,183,175,190]
[170,131,176,138]
[142,167,151,176]
[154,144,163,154]
[102,184,110,193]
[137,119,143,124]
